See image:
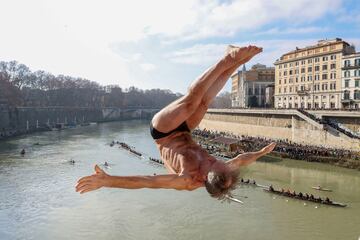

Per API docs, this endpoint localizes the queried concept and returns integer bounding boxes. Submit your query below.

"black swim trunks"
[150,121,190,140]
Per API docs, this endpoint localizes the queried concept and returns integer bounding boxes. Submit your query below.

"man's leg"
[186,48,262,129]
[152,46,260,133]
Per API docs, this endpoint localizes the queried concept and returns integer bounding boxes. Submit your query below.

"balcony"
[342,64,360,70]
[296,89,310,96]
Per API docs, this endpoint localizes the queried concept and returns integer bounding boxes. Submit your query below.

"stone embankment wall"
[0,106,158,133]
[199,109,360,151]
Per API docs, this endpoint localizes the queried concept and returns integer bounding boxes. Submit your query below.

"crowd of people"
[192,128,360,162]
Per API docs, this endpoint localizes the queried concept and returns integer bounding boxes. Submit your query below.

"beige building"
[342,53,360,109]
[274,38,355,109]
[231,64,275,108]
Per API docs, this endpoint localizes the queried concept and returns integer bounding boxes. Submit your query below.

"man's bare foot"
[224,45,262,65]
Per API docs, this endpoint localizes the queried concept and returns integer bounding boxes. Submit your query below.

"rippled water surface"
[0,120,359,240]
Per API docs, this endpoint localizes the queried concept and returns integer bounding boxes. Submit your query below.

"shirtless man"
[76,45,276,199]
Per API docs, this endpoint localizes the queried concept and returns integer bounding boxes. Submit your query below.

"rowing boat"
[263,189,346,207]
[239,180,269,189]
[312,186,332,192]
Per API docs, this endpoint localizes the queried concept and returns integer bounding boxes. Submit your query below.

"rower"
[305,193,309,199]
[281,188,285,193]
[310,194,315,200]
[252,180,256,185]
[241,178,244,183]
[20,149,25,155]
[298,192,303,198]
[245,179,250,184]
[325,197,332,203]
[104,161,109,167]
[292,191,296,196]
[269,185,274,192]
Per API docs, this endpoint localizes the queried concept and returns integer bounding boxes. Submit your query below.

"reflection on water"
[0,120,359,240]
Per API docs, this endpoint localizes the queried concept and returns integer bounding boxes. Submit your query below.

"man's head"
[205,161,239,200]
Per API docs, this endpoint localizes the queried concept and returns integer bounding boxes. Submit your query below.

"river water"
[0,120,359,240]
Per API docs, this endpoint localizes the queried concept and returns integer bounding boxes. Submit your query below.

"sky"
[0,0,359,94]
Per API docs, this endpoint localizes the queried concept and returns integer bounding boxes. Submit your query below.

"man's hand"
[76,165,109,194]
[227,142,276,169]
[260,142,276,155]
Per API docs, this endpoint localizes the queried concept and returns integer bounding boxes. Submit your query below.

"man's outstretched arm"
[75,165,197,194]
[226,142,276,170]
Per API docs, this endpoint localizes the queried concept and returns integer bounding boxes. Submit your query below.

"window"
[330,55,336,60]
[344,79,350,88]
[279,87,281,93]
[248,88,253,95]
[284,78,287,84]
[308,59,313,64]
[355,70,360,77]
[315,66,320,71]
[322,64,328,71]
[295,61,299,66]
[330,72,336,79]
[307,75,313,81]
[301,68,305,73]
[295,77,299,83]
[308,66,312,72]
[344,71,350,77]
[284,87,287,93]
[290,63,293,67]
[330,63,336,69]
[279,79,281,84]
[322,74,327,80]
[354,90,360,100]
[301,76,306,82]
[290,87,293,92]
[315,57,320,63]
[295,69,299,74]
[322,83,328,90]
[344,90,350,100]
[315,74,320,81]
[284,63,287,68]
[301,60,306,65]
[355,80,359,87]
[322,56,328,61]
[284,71,287,76]
[355,59,360,66]
[289,70,293,75]
[330,82,336,90]
[344,60,351,67]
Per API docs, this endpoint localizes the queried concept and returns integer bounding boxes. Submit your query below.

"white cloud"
[140,63,157,72]
[168,38,360,67]
[257,27,329,35]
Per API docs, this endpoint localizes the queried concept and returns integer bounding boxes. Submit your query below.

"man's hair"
[204,170,240,200]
